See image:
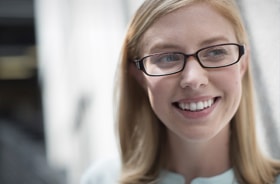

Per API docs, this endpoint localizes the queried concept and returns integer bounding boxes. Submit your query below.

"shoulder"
[276,174,280,184]
[81,157,121,184]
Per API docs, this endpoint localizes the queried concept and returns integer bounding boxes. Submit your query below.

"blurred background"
[0,0,279,184]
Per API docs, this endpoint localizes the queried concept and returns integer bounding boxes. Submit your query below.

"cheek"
[217,67,244,108]
[144,77,175,111]
[145,78,167,102]
[217,66,244,91]
[210,66,244,118]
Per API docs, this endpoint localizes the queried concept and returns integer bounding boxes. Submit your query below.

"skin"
[131,2,248,183]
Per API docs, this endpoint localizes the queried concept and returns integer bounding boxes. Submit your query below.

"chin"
[175,124,229,143]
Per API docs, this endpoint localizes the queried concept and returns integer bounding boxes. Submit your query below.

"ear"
[240,45,250,77]
[128,62,147,88]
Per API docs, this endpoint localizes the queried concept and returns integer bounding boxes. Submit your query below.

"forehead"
[139,2,236,55]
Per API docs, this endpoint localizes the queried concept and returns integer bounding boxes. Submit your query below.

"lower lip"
[175,98,220,119]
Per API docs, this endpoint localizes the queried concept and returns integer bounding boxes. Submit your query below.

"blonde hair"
[115,0,280,183]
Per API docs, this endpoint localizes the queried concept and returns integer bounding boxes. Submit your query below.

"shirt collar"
[159,169,236,184]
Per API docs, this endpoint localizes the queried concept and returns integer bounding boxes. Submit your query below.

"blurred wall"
[240,0,280,158]
[35,0,143,183]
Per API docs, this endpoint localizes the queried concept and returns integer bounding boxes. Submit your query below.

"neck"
[166,124,231,183]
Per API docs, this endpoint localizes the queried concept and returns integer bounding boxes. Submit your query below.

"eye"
[155,53,182,63]
[206,48,227,57]
[200,46,229,62]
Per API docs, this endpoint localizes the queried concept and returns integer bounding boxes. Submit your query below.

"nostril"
[180,75,208,89]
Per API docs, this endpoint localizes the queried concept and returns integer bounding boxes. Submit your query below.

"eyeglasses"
[134,43,245,77]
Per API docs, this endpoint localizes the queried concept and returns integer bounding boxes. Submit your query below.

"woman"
[82,0,280,183]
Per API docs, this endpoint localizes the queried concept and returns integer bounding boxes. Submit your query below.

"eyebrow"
[199,36,231,46]
[144,36,232,55]
[146,42,183,53]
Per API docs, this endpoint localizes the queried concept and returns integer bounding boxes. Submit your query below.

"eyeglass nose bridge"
[181,52,204,69]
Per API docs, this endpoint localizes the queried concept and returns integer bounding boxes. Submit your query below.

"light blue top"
[81,158,280,184]
[158,169,237,184]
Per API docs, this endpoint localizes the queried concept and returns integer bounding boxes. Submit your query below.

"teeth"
[190,103,196,111]
[178,98,214,111]
[197,102,204,110]
[204,101,208,108]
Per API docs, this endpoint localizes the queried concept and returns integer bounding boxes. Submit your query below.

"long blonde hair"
[115,0,280,183]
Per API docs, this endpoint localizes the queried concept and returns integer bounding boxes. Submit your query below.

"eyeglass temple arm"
[134,59,142,70]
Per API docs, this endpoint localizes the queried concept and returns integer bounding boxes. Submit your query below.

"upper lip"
[173,96,217,104]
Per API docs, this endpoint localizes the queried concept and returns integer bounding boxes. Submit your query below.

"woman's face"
[135,3,248,142]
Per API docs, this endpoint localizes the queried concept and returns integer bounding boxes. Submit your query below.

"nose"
[180,57,209,89]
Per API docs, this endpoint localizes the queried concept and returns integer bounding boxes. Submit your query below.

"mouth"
[173,97,220,112]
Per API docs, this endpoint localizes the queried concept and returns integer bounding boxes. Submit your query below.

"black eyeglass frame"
[134,43,245,77]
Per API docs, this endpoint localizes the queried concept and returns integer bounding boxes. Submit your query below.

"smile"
[175,98,217,112]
